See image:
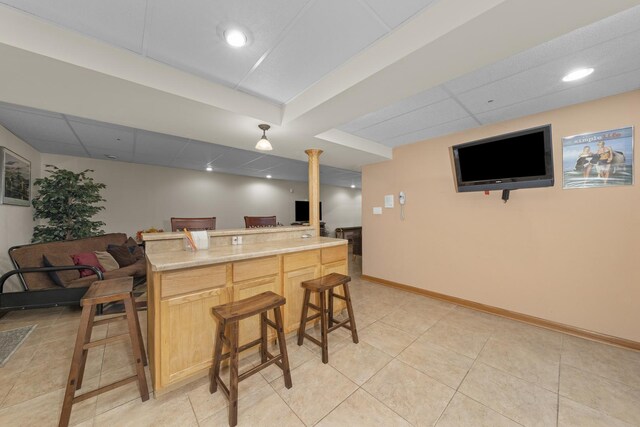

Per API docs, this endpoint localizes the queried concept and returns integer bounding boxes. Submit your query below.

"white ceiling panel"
[383,116,479,147]
[85,146,134,163]
[134,131,189,157]
[338,86,449,133]
[354,98,470,142]
[145,0,308,90]
[26,138,87,157]
[458,29,640,116]
[68,119,135,151]
[241,155,285,171]
[239,0,387,103]
[444,6,640,95]
[0,0,147,53]
[176,141,226,165]
[363,0,437,28]
[0,106,76,144]
[211,147,262,168]
[475,68,640,125]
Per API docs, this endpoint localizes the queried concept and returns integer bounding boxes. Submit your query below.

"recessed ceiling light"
[104,154,118,160]
[350,184,356,188]
[266,175,272,179]
[562,68,594,82]
[206,166,213,172]
[224,29,247,47]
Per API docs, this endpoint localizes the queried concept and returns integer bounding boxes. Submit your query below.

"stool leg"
[134,309,148,367]
[328,288,334,328]
[297,288,311,346]
[228,321,240,427]
[123,294,149,402]
[209,320,225,394]
[319,290,329,364]
[59,303,93,427]
[273,306,292,389]
[260,312,268,364]
[343,283,359,344]
[75,304,96,390]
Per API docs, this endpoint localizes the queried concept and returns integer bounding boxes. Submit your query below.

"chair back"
[244,216,276,228]
[171,217,216,232]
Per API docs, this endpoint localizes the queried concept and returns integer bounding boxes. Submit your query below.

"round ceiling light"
[266,175,272,179]
[224,29,247,47]
[350,184,356,188]
[562,68,594,82]
[206,166,213,172]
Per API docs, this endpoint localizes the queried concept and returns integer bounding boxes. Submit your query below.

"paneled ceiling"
[0,0,638,187]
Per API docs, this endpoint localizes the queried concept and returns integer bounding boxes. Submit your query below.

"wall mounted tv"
[452,125,554,193]
[295,200,322,222]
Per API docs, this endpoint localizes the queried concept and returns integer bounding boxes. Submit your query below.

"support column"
[305,149,323,236]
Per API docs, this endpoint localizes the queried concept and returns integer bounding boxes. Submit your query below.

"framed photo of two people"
[562,126,633,189]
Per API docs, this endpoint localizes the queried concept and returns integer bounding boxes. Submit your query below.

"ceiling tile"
[354,98,469,142]
[239,0,387,103]
[85,146,134,163]
[145,0,307,90]
[26,138,87,157]
[134,130,189,158]
[0,105,76,144]
[363,0,437,28]
[176,141,226,165]
[383,116,479,147]
[0,0,147,53]
[68,119,135,151]
[240,155,285,171]
[209,146,262,168]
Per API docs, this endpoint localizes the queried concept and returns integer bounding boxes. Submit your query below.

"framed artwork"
[562,126,634,189]
[0,147,31,206]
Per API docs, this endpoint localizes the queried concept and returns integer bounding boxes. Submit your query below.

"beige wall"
[0,125,40,291]
[40,153,361,237]
[362,90,640,342]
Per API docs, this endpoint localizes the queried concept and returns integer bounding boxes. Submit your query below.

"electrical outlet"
[237,236,243,244]
[231,236,238,245]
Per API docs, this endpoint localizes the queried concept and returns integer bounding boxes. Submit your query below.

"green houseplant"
[31,165,107,242]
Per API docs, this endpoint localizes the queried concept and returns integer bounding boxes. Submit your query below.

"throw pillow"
[124,238,145,261]
[42,254,80,287]
[94,251,120,272]
[107,245,137,267]
[72,252,106,278]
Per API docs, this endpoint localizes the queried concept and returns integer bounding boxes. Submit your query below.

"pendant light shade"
[256,124,273,151]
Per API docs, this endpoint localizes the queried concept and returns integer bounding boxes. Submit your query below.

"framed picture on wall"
[0,147,31,206]
[562,126,634,189]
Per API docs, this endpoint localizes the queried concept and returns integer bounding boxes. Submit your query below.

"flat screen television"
[295,200,322,222]
[452,125,554,192]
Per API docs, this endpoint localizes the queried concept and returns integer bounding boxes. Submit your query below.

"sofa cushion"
[94,251,119,272]
[72,252,106,278]
[42,254,79,286]
[107,245,137,267]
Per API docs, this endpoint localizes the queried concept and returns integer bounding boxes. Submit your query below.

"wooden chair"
[244,216,276,228]
[170,217,216,231]
[210,291,292,427]
[297,273,358,363]
[59,277,148,427]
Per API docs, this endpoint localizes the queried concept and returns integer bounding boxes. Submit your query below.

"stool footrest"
[302,333,322,347]
[219,337,263,360]
[72,375,138,404]
[83,333,129,349]
[238,354,282,382]
[92,314,127,327]
[332,294,346,301]
[328,319,352,333]
[264,318,277,329]
[306,302,321,311]
[303,312,321,323]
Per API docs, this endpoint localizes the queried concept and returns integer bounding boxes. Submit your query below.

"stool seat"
[210,291,292,427]
[81,277,133,305]
[212,292,285,323]
[300,273,351,292]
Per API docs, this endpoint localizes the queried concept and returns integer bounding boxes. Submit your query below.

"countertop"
[146,236,347,271]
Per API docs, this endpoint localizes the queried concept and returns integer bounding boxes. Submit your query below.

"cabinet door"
[321,260,348,314]
[232,275,280,348]
[283,265,320,333]
[160,287,230,387]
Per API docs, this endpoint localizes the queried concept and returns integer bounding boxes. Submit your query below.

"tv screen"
[452,125,554,192]
[295,201,322,222]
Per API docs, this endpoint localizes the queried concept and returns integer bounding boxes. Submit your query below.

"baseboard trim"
[361,274,640,351]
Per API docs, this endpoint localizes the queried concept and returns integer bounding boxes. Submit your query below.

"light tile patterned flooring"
[0,259,639,426]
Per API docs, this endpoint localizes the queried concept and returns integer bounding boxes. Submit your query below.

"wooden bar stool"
[210,291,292,427]
[59,277,149,427]
[297,273,358,363]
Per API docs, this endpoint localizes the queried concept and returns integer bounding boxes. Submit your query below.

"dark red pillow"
[72,252,105,277]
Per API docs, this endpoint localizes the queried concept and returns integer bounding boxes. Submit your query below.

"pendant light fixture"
[256,124,273,151]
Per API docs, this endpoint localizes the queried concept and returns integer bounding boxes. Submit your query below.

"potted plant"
[31,165,106,242]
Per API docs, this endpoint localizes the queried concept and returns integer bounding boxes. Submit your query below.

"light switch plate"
[373,207,382,215]
[384,194,394,208]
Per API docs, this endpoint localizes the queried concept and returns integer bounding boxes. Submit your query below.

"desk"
[335,226,361,257]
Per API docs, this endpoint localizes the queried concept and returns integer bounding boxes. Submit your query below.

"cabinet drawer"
[233,256,278,282]
[321,245,347,264]
[283,250,320,272]
[161,264,227,299]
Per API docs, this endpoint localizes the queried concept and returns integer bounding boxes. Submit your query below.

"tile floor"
[0,259,639,426]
